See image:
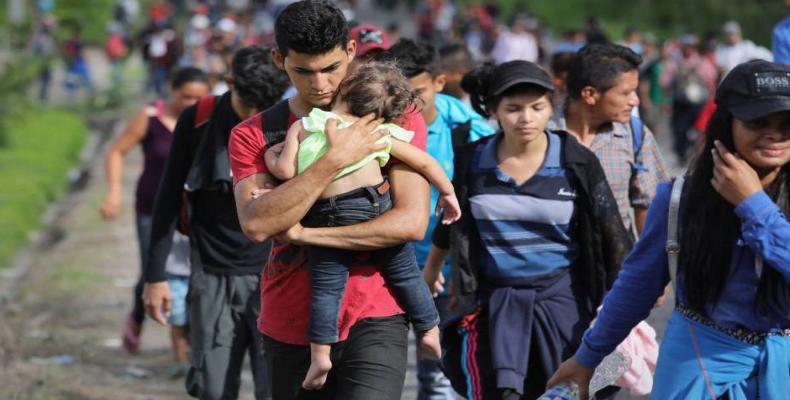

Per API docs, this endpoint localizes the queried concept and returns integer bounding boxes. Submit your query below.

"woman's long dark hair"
[680,107,790,317]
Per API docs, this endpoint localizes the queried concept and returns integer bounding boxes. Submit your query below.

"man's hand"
[323,115,388,168]
[711,140,762,206]
[143,281,172,326]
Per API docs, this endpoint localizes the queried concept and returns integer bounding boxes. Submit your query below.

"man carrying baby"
[228,1,432,399]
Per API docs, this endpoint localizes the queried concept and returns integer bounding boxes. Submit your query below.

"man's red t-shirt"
[229,106,428,346]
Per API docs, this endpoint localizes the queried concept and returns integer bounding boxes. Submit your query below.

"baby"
[262,62,461,390]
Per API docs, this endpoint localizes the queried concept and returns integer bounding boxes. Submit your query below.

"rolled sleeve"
[735,191,777,224]
[630,127,668,208]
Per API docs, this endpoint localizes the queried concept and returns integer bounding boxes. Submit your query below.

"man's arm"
[145,107,195,283]
[143,106,196,325]
[235,155,344,242]
[294,162,431,250]
[234,115,387,242]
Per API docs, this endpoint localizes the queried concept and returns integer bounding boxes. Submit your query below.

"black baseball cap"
[489,60,555,97]
[716,60,790,121]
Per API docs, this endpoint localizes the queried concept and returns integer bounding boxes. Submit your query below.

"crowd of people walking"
[70,0,790,399]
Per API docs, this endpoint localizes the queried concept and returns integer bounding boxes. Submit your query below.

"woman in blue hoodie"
[549,60,790,400]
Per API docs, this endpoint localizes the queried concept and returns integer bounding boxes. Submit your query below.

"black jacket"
[144,94,269,283]
[434,131,633,317]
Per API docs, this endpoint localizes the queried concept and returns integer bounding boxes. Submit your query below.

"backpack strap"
[666,176,685,292]
[178,95,217,235]
[194,95,217,128]
[630,115,648,173]
[260,99,292,147]
[451,121,472,149]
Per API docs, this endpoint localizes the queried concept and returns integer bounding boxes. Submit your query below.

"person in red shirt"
[228,1,431,399]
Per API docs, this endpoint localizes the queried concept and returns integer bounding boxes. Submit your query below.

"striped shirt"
[550,117,668,233]
[469,131,578,286]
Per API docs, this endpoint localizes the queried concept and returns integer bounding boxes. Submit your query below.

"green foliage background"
[461,0,788,46]
[52,0,117,44]
[0,109,86,267]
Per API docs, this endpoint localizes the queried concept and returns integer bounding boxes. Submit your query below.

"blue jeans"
[301,182,439,344]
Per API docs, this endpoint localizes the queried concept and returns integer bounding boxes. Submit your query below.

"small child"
[262,62,461,390]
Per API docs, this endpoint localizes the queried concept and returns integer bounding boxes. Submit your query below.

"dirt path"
[0,114,202,399]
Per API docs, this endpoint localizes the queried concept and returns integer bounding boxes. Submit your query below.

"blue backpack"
[630,115,647,173]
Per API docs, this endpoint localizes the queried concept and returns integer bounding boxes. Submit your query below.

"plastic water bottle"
[538,349,632,400]
[537,382,579,400]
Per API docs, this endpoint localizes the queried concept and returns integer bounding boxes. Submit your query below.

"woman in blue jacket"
[549,60,790,399]
[436,60,632,399]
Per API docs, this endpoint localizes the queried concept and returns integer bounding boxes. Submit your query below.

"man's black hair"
[566,43,642,100]
[231,45,290,110]
[274,0,348,57]
[439,43,473,72]
[384,39,441,78]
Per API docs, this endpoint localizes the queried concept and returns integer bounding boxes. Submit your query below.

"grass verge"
[0,109,86,267]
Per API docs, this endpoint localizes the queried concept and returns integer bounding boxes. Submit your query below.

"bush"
[53,0,117,45]
[0,109,86,267]
[460,0,786,46]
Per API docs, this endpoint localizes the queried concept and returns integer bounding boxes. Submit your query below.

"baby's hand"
[435,193,461,225]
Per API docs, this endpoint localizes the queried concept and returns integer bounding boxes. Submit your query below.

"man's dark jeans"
[263,315,409,400]
[301,183,439,344]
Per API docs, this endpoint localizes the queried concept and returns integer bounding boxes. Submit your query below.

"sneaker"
[121,312,142,354]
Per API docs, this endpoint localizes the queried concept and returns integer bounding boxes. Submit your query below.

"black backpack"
[259,99,292,147]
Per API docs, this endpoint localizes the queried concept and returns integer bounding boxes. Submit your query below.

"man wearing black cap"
[552,43,668,236]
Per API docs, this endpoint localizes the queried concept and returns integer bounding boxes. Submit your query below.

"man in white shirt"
[490,13,539,64]
[715,21,772,75]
